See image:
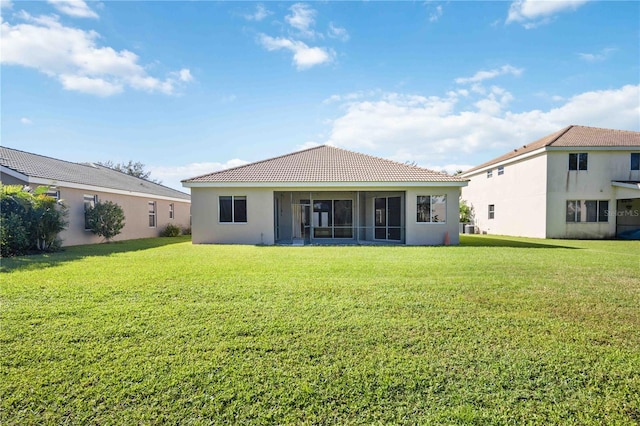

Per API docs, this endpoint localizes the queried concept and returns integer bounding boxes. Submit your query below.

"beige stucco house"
[1,146,191,246]
[460,125,640,239]
[183,145,467,245]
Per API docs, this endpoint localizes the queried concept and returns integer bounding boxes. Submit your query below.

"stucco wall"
[58,187,191,246]
[545,150,637,239]
[462,153,548,238]
[191,185,463,246]
[405,187,461,245]
[191,187,275,245]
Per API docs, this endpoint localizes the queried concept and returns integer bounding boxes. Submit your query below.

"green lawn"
[1,235,639,424]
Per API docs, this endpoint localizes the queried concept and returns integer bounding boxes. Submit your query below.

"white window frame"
[416,195,447,224]
[566,200,608,223]
[569,153,588,171]
[497,166,504,176]
[631,153,640,171]
[169,203,174,219]
[488,204,495,220]
[84,194,97,230]
[219,196,247,224]
[148,201,157,228]
[487,169,493,178]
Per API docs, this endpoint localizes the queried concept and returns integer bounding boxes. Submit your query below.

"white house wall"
[545,150,638,239]
[191,185,463,246]
[191,187,275,245]
[461,153,548,238]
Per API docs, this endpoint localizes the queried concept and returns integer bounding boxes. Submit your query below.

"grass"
[1,235,639,424]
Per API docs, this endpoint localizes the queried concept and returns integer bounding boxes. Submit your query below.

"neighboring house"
[1,147,191,246]
[460,125,640,239]
[182,145,467,246]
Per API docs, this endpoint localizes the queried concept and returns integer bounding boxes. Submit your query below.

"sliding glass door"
[374,196,402,241]
[313,199,353,239]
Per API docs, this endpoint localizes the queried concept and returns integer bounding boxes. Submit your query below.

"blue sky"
[2,0,639,191]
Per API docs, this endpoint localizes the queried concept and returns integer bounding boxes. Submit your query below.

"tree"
[1,185,68,256]
[85,201,125,242]
[98,160,162,184]
[459,199,475,223]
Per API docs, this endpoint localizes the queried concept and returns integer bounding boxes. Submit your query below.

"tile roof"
[184,145,465,184]
[0,146,190,200]
[463,125,640,175]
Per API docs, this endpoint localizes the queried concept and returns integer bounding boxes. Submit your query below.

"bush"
[85,201,125,242]
[0,212,29,257]
[0,185,67,256]
[160,224,182,237]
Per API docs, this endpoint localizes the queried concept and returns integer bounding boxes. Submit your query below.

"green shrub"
[160,224,182,237]
[85,201,125,242]
[1,185,67,256]
[0,212,29,257]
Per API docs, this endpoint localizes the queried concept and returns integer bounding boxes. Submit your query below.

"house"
[182,145,467,246]
[460,125,640,239]
[1,147,191,246]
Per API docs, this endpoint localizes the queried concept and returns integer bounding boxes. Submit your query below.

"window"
[84,194,97,230]
[488,204,495,220]
[45,189,60,200]
[632,153,640,171]
[566,200,608,223]
[219,196,247,223]
[333,200,353,238]
[169,203,174,219]
[148,201,156,227]
[497,166,504,176]
[487,169,493,178]
[311,199,354,238]
[569,153,588,171]
[416,195,446,223]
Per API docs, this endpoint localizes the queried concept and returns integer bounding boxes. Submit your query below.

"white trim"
[461,145,640,178]
[0,167,190,203]
[612,181,640,191]
[460,147,546,178]
[0,166,29,182]
[183,181,467,189]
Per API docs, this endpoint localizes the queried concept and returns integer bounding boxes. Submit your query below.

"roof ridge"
[327,144,454,176]
[1,146,190,198]
[1,146,103,173]
[182,145,327,182]
[545,125,574,147]
[462,125,640,176]
[183,144,457,182]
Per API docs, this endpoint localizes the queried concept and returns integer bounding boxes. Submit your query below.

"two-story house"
[460,125,640,239]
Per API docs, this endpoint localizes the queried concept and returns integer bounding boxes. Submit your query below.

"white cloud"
[0,12,192,96]
[1,0,13,9]
[286,3,317,37]
[258,34,333,70]
[59,74,123,96]
[578,47,616,62]
[429,5,443,23]
[324,84,639,169]
[506,0,589,28]
[455,65,523,85]
[47,0,98,19]
[327,22,349,41]
[150,160,249,191]
[20,117,32,125]
[244,3,271,21]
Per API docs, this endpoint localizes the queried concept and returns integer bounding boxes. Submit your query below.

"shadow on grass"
[459,234,579,249]
[1,236,190,273]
